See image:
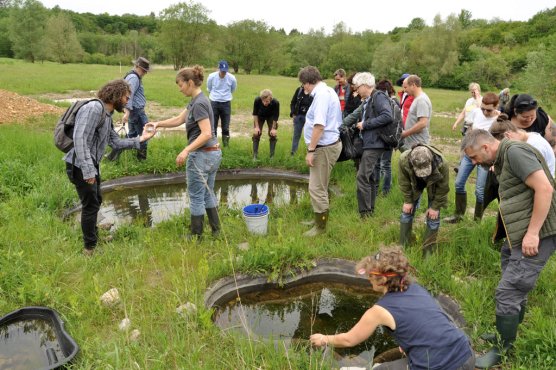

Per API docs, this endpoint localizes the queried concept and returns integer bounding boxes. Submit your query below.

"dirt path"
[0,90,64,124]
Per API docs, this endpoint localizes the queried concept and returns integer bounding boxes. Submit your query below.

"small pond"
[213,281,397,361]
[99,178,306,227]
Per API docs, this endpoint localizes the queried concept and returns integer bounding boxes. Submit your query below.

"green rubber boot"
[475,314,520,369]
[304,211,328,237]
[400,221,413,247]
[444,193,466,223]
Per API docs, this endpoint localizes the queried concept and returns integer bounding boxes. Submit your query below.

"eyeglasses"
[481,107,494,113]
[516,100,537,109]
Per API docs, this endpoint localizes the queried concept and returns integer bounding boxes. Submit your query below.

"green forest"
[1,0,556,106]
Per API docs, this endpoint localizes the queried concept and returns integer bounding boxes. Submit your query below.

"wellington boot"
[223,135,230,148]
[475,314,520,369]
[300,219,315,226]
[481,305,526,343]
[205,207,221,238]
[269,139,277,159]
[444,193,467,223]
[474,200,484,221]
[304,211,328,237]
[400,221,413,247]
[422,226,438,256]
[136,148,147,161]
[186,215,204,241]
[252,140,260,161]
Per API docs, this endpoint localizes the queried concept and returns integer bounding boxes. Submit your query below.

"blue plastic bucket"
[242,204,269,235]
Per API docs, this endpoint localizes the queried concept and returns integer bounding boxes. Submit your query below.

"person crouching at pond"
[399,145,449,254]
[65,79,155,256]
[310,245,475,370]
[298,66,342,237]
[252,89,279,160]
[151,66,222,240]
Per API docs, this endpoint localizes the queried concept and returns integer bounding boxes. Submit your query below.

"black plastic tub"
[0,306,79,370]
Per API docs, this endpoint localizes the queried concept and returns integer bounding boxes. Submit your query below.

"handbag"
[337,125,363,162]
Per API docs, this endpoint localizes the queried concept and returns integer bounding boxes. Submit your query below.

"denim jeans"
[66,162,101,248]
[291,115,306,154]
[373,149,393,195]
[400,196,441,230]
[186,150,222,216]
[455,154,488,203]
[210,101,231,137]
[128,108,149,151]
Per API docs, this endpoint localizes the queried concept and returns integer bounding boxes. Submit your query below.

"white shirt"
[527,132,555,177]
[469,108,497,131]
[304,82,342,145]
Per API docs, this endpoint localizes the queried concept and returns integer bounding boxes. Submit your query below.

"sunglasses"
[516,100,537,109]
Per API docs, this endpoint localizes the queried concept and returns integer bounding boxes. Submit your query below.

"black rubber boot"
[304,210,328,237]
[444,193,467,223]
[474,200,484,221]
[400,221,413,247]
[481,305,526,343]
[187,215,204,241]
[475,314,520,369]
[269,139,277,159]
[205,207,221,238]
[136,148,147,161]
[422,226,438,256]
[252,140,260,160]
[223,135,230,148]
[106,148,121,161]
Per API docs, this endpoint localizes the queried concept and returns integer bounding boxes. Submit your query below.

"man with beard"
[63,79,155,256]
[462,129,556,368]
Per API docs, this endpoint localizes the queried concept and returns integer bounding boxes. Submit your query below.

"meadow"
[0,58,555,369]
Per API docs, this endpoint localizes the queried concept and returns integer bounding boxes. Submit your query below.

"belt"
[200,145,220,152]
[316,139,340,149]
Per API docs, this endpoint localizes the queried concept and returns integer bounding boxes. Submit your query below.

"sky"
[39,0,555,34]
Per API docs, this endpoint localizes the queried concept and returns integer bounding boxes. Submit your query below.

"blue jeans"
[455,154,488,203]
[373,149,393,195]
[128,108,149,151]
[291,115,306,154]
[210,101,231,137]
[186,150,222,216]
[400,196,441,230]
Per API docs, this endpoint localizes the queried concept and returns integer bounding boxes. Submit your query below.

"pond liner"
[0,306,79,369]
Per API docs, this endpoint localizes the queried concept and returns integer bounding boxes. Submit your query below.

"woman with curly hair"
[310,246,474,370]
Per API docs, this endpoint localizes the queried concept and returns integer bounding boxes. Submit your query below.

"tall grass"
[0,61,555,369]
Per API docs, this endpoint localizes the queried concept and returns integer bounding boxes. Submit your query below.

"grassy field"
[1,59,555,369]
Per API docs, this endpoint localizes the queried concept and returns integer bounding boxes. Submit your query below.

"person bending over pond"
[151,65,222,240]
[310,245,475,370]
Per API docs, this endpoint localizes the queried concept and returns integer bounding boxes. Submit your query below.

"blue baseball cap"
[218,60,229,72]
[396,73,410,87]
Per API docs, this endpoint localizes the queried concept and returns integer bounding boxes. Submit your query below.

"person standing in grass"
[398,145,449,254]
[451,82,482,135]
[289,84,314,156]
[461,130,556,369]
[310,245,475,370]
[151,66,222,240]
[298,66,342,236]
[65,79,155,256]
[252,89,279,160]
[207,60,237,147]
[400,75,432,152]
[106,57,151,161]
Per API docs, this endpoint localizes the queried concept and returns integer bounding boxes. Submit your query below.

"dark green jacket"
[398,144,450,210]
[494,139,556,247]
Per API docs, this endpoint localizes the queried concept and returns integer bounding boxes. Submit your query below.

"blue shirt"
[377,283,472,370]
[304,82,342,146]
[125,71,146,110]
[207,71,237,102]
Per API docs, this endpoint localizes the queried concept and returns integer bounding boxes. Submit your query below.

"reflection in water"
[100,179,306,227]
[0,319,63,370]
[213,283,396,361]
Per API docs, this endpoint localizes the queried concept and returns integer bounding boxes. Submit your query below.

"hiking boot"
[82,247,95,257]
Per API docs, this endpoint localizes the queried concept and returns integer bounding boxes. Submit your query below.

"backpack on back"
[53,99,104,153]
[371,90,404,149]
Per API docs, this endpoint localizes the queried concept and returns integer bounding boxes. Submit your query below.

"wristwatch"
[307,148,316,153]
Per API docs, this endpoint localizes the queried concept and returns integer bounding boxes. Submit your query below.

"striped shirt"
[125,71,146,110]
[63,101,140,179]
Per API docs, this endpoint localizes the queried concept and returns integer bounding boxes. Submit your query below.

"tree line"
[1,0,555,106]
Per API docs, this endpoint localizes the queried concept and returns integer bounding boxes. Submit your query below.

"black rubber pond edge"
[0,306,79,369]
[204,258,467,330]
[63,168,309,218]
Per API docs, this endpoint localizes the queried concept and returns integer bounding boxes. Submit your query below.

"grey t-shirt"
[186,92,217,148]
[404,92,432,148]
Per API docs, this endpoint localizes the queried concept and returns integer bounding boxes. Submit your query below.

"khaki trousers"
[308,141,342,213]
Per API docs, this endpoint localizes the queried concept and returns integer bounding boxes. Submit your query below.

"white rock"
[100,288,120,306]
[118,318,131,331]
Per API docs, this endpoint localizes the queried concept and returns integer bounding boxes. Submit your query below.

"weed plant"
[0,61,555,369]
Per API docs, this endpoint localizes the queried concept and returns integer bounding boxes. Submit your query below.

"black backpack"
[53,99,104,153]
[370,90,404,149]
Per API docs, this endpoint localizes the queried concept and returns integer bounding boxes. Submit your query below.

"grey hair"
[353,72,375,89]
[460,129,496,151]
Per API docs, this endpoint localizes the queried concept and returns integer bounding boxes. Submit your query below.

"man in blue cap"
[207,60,237,147]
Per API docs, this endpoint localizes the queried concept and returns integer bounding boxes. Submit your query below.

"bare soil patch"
[0,89,64,124]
